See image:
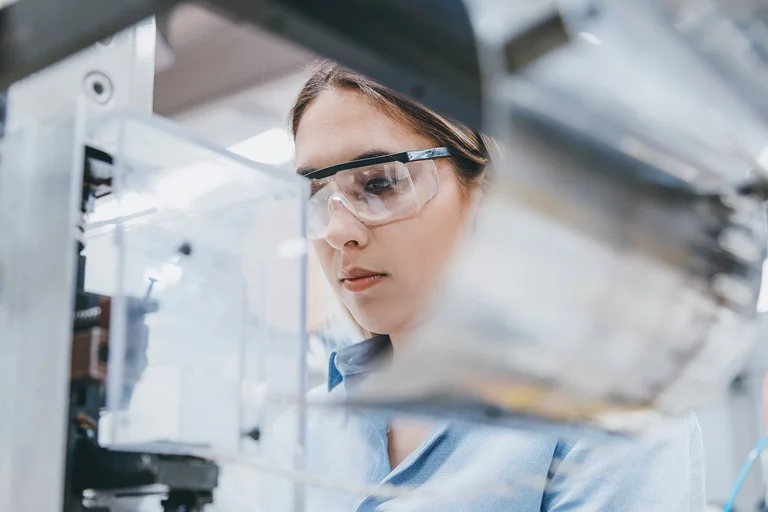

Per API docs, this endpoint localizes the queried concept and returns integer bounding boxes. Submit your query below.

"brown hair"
[289,61,491,196]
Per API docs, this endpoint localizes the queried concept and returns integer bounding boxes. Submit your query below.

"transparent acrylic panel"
[82,112,308,509]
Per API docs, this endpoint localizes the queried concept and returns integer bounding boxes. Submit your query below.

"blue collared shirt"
[265,335,706,511]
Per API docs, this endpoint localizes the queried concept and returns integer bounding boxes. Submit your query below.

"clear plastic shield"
[82,112,308,510]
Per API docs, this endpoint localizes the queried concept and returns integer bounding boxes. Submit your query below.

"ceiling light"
[230,127,294,166]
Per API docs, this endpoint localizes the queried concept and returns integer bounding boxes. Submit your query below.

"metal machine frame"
[0,16,157,512]
[0,0,482,129]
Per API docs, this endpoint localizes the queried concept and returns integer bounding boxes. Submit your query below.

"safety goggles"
[304,147,452,239]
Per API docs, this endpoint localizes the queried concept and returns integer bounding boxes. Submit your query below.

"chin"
[346,305,391,335]
[350,307,412,339]
[346,288,430,337]
[352,315,394,337]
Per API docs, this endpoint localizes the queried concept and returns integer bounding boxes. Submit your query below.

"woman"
[289,61,705,511]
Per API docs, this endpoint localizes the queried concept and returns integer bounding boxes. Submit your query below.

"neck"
[386,330,408,353]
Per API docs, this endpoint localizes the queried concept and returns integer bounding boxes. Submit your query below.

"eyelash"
[363,176,397,194]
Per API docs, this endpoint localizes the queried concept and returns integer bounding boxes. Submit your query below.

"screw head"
[178,241,193,256]
[83,72,114,105]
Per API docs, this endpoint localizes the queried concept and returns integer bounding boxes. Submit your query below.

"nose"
[324,198,370,251]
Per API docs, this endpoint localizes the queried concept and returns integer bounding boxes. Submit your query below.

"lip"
[339,267,387,292]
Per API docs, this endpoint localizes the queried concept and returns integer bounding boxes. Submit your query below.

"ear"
[464,181,485,233]
[468,172,486,213]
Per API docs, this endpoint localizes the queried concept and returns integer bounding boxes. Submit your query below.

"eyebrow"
[296,149,393,177]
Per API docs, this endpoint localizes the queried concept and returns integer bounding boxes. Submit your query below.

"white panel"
[0,19,155,512]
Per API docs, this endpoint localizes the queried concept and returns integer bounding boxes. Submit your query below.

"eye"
[364,176,397,194]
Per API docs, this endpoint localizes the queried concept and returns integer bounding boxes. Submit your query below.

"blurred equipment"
[352,0,768,437]
[65,147,219,512]
[3,0,768,512]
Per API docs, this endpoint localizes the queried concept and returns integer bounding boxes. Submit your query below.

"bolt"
[245,426,261,442]
[144,277,158,301]
[83,72,114,105]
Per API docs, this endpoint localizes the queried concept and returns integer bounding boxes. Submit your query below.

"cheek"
[420,179,470,252]
[386,182,470,283]
[310,240,336,282]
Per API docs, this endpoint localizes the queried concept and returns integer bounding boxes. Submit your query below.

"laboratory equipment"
[3,0,768,510]
[66,110,308,511]
[349,1,768,437]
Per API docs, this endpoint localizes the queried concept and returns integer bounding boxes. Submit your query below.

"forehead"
[294,88,434,170]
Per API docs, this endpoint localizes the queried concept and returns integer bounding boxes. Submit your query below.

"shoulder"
[544,413,705,511]
[557,411,702,458]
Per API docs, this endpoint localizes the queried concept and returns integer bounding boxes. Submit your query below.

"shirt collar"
[327,334,393,392]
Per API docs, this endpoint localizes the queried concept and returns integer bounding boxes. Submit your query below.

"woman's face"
[295,89,476,340]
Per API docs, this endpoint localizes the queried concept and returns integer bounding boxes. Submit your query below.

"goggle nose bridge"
[326,192,365,225]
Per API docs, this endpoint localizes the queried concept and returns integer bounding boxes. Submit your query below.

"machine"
[3,0,768,510]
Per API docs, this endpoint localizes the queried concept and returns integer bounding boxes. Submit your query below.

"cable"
[723,435,768,512]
